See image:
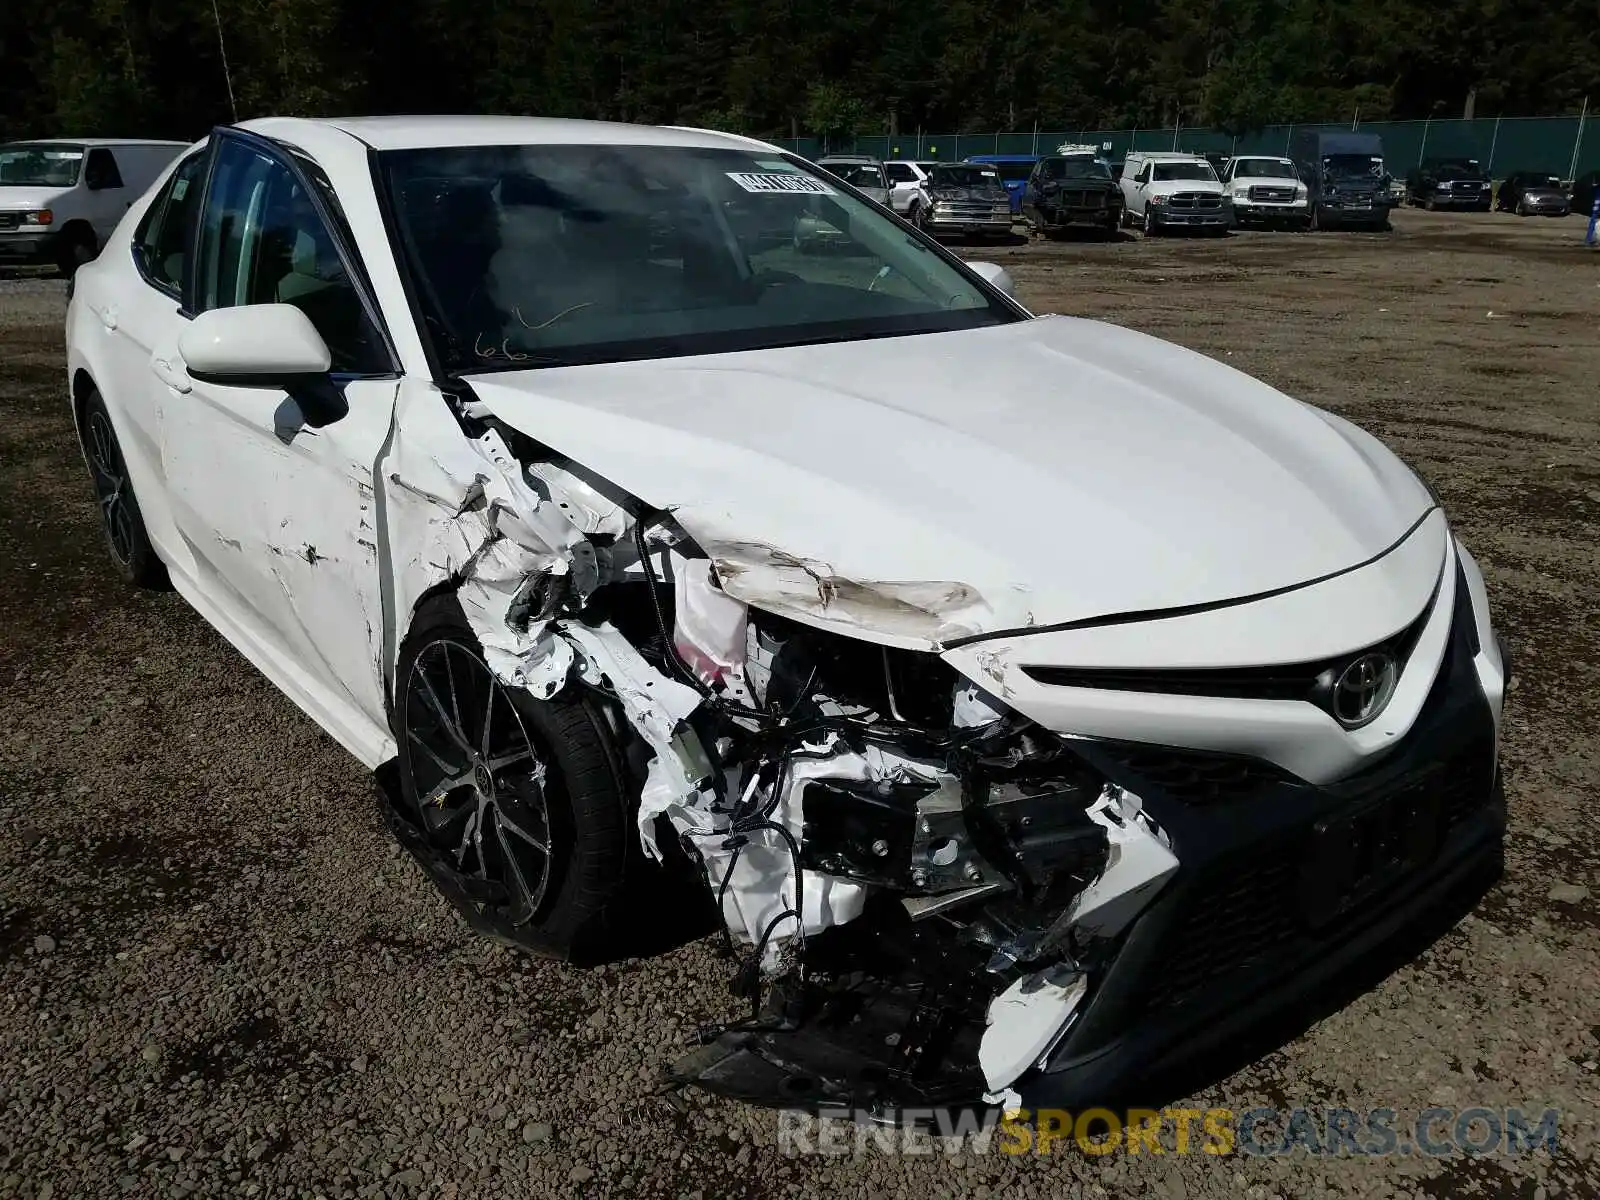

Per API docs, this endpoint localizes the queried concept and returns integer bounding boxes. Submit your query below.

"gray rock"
[522,1122,553,1145]
[569,1166,595,1184]
[1548,882,1590,904]
[33,933,57,953]
[391,1168,423,1186]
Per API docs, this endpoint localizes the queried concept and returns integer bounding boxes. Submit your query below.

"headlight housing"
[21,210,53,226]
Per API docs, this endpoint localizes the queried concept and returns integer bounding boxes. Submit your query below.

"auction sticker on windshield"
[727,172,836,195]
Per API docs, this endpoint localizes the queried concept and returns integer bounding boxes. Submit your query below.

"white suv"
[1119,152,1231,235]
[1222,155,1311,229]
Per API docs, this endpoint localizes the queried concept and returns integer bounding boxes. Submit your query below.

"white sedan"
[65,116,1510,1113]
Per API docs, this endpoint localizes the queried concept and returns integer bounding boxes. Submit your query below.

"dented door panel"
[159,375,398,739]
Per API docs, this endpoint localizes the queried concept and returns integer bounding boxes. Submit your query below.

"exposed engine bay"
[379,398,1182,1110]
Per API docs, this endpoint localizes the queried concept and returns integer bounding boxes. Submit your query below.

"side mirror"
[179,304,346,427]
[967,261,1016,299]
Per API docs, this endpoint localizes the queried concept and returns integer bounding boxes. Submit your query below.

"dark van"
[1289,131,1393,231]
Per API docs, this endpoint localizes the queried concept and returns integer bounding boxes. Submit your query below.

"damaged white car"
[65,116,1511,1113]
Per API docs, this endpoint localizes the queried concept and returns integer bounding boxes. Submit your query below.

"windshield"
[1232,158,1297,180]
[1057,157,1111,180]
[1436,164,1482,181]
[930,165,1001,189]
[1323,154,1383,179]
[978,161,1036,183]
[821,162,887,191]
[381,144,1016,374]
[1153,162,1218,183]
[0,143,83,187]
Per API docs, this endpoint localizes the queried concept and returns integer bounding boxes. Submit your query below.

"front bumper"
[1038,204,1121,229]
[926,208,1014,236]
[1428,190,1492,208]
[1149,206,1230,228]
[1520,197,1571,216]
[0,230,58,264]
[1018,573,1502,1107]
[1318,199,1388,224]
[1233,201,1309,223]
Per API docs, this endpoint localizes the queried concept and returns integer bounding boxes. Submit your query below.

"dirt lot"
[2,207,1598,1200]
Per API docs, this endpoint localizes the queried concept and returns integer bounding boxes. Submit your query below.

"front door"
[149,131,400,757]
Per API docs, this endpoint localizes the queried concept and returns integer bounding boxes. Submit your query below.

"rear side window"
[84,148,123,190]
[134,152,208,295]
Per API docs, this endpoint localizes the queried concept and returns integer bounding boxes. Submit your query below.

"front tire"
[78,388,167,588]
[1142,208,1157,236]
[56,224,97,278]
[394,597,634,959]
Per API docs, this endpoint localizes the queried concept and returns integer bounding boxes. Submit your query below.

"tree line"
[2,0,1596,145]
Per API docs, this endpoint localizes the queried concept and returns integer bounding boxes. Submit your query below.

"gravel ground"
[2,207,1598,1199]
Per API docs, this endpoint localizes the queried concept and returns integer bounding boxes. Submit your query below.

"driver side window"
[194,139,387,374]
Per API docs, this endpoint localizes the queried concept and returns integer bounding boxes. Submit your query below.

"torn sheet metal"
[559,621,713,858]
[979,967,1088,1091]
[671,551,752,701]
[707,540,1014,648]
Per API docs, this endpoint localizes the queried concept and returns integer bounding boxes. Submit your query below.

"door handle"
[150,352,192,395]
[98,306,118,331]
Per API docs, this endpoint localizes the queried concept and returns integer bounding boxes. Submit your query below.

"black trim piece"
[942,506,1440,650]
[1021,570,1439,720]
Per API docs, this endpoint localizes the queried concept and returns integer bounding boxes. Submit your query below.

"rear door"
[92,147,211,565]
[149,130,401,751]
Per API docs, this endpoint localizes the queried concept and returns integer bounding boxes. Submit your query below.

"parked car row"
[808,135,1598,248]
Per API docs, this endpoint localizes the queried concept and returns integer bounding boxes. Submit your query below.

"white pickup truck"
[1221,155,1311,229]
[1119,152,1231,235]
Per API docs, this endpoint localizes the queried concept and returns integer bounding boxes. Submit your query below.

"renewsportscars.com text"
[777,1106,1561,1158]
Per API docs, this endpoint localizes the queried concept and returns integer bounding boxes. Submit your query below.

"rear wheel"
[55,224,97,278]
[394,597,634,959]
[78,388,167,588]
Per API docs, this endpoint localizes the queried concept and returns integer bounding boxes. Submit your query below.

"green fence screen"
[778,115,1597,179]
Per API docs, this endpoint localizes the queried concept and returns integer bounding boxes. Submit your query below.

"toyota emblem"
[1332,652,1399,728]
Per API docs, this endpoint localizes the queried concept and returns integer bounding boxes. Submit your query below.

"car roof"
[1126,151,1209,161]
[964,154,1038,162]
[240,115,770,154]
[817,154,880,163]
[2,137,190,148]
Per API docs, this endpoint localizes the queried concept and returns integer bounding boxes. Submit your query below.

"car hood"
[931,187,1008,201]
[465,315,1434,649]
[1147,180,1224,196]
[0,186,69,211]
[1232,175,1299,187]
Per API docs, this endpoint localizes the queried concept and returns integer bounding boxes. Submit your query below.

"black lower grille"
[1092,743,1301,805]
[0,213,19,231]
[1142,856,1300,1011]
[1139,732,1495,1013]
